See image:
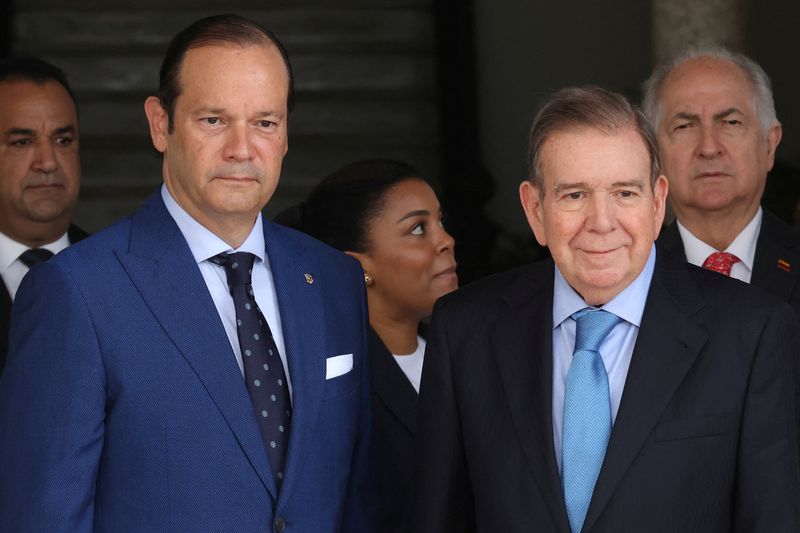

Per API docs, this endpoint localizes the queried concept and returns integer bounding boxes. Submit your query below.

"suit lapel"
[0,282,11,370]
[655,221,687,261]
[583,254,708,531]
[262,221,327,507]
[369,327,417,436]
[2,224,88,372]
[115,192,276,497]
[67,224,89,244]
[751,210,799,303]
[490,261,571,532]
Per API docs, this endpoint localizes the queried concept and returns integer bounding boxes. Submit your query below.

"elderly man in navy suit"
[0,14,373,532]
[414,86,800,532]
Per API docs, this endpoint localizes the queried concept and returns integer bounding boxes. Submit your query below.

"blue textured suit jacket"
[0,191,374,532]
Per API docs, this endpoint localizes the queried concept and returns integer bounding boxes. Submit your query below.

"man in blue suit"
[0,14,373,532]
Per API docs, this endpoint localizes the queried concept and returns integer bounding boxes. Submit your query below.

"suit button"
[274,516,286,532]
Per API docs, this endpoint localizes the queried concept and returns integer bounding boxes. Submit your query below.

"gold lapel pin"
[778,259,791,272]
[304,273,314,284]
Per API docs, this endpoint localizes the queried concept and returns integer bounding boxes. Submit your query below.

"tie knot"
[210,252,256,289]
[19,248,54,268]
[702,251,740,276]
[573,309,621,352]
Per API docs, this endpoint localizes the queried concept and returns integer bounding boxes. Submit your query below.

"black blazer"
[414,252,800,532]
[0,224,88,373]
[658,209,800,317]
[369,326,418,533]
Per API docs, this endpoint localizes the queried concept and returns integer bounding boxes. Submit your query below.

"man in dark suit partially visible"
[0,57,85,373]
[642,46,800,315]
[414,86,800,532]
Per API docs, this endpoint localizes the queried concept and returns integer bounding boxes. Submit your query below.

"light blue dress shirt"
[551,245,656,472]
[161,185,292,398]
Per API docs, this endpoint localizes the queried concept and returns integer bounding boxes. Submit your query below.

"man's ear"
[652,175,669,235]
[766,123,782,170]
[519,180,547,247]
[144,96,169,153]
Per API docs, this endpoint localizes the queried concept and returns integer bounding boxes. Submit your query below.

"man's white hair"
[641,44,778,134]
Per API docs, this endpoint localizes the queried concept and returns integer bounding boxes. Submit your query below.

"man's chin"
[680,187,740,213]
[23,203,71,224]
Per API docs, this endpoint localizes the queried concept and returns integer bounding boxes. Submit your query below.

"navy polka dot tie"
[210,252,291,486]
[19,248,54,268]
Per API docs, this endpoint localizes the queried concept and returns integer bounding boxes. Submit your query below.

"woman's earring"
[363,272,373,285]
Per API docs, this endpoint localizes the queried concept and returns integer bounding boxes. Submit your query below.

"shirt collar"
[677,207,761,271]
[0,230,71,274]
[160,184,266,264]
[553,244,656,329]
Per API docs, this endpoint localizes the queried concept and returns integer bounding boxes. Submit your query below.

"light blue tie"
[562,309,621,533]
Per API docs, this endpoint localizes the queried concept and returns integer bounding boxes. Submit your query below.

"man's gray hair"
[641,44,778,133]
[528,86,660,195]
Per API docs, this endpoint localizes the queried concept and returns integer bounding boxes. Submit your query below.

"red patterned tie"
[702,252,740,276]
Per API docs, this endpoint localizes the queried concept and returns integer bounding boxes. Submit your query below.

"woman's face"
[356,179,458,321]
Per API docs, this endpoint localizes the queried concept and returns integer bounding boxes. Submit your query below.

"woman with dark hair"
[276,159,457,532]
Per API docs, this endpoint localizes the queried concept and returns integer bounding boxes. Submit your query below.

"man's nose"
[585,195,615,233]
[696,125,724,159]
[30,140,59,174]
[223,124,254,162]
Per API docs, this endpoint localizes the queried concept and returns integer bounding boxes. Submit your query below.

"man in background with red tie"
[0,57,85,374]
[643,46,800,311]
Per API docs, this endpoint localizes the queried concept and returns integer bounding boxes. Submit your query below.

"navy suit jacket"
[0,192,373,532]
[414,253,800,532]
[0,224,87,373]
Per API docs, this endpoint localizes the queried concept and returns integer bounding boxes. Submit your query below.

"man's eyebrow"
[611,180,645,191]
[193,108,285,117]
[671,111,699,122]
[671,108,743,123]
[6,127,35,136]
[553,182,590,194]
[552,181,645,194]
[53,125,76,135]
[713,107,743,121]
[396,209,430,223]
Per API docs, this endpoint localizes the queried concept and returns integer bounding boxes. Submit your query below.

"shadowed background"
[4,0,799,283]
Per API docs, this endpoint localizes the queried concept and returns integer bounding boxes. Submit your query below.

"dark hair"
[528,86,660,195]
[0,56,77,109]
[276,159,424,253]
[158,13,294,133]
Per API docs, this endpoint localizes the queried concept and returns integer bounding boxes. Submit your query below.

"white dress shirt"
[0,230,71,300]
[161,185,292,399]
[551,246,656,472]
[677,207,762,283]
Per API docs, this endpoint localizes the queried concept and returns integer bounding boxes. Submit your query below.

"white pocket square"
[326,353,353,379]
